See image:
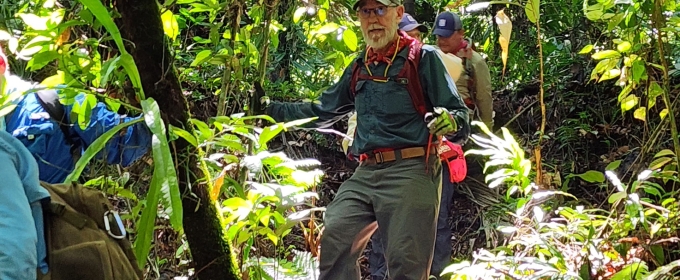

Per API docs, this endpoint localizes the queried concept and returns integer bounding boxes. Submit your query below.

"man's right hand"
[251,81,269,115]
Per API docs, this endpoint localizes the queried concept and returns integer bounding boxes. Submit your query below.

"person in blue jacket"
[0,129,50,279]
[0,57,152,184]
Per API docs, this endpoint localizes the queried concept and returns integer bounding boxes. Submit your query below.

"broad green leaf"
[161,10,179,41]
[524,0,540,23]
[592,50,621,60]
[578,44,593,54]
[610,262,648,280]
[576,170,605,183]
[621,94,638,112]
[316,23,339,34]
[27,51,60,71]
[618,83,632,102]
[40,71,67,87]
[318,8,327,22]
[76,94,98,130]
[64,118,143,183]
[633,107,646,121]
[134,162,162,268]
[586,9,604,21]
[599,68,621,82]
[632,59,646,84]
[191,50,212,67]
[342,29,358,51]
[650,245,665,265]
[18,13,49,30]
[134,99,182,267]
[654,149,675,158]
[647,81,663,108]
[293,7,306,23]
[606,160,622,171]
[617,41,631,53]
[659,108,669,120]
[259,124,284,147]
[104,98,121,113]
[608,191,627,204]
[607,13,625,31]
[141,98,182,231]
[649,157,672,170]
[169,125,198,147]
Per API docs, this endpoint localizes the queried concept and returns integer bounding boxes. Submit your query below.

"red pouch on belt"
[437,140,467,183]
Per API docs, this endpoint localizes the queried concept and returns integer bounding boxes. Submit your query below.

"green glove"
[426,107,458,136]
[250,81,270,115]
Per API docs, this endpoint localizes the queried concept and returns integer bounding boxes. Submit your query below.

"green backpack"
[37,182,143,280]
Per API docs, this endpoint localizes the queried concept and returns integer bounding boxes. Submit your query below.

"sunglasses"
[356,5,396,19]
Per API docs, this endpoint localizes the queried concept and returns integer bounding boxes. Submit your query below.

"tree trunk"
[268,0,294,83]
[115,1,240,279]
[404,0,416,15]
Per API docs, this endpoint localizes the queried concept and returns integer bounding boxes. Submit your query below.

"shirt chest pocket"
[13,116,57,156]
[381,82,414,116]
[355,80,414,116]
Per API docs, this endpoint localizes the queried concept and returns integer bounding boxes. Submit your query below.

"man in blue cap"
[431,10,494,279]
[398,13,428,41]
[433,11,493,129]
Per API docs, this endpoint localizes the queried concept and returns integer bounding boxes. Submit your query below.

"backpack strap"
[47,201,90,230]
[396,41,428,116]
[34,90,82,159]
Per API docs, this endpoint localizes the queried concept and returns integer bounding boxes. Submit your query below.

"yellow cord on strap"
[363,35,401,81]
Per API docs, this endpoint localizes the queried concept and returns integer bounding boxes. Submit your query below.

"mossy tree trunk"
[115,1,240,279]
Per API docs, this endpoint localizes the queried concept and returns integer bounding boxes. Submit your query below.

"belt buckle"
[375,151,385,164]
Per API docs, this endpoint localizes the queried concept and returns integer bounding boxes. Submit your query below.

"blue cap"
[432,11,463,38]
[399,13,428,33]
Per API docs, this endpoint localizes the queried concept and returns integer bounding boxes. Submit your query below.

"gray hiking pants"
[318,156,442,280]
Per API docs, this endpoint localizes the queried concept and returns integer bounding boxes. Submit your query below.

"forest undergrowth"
[0,0,678,279]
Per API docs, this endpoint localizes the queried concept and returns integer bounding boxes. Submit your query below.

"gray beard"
[364,27,397,50]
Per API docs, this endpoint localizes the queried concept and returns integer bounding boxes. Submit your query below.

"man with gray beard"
[260,0,470,279]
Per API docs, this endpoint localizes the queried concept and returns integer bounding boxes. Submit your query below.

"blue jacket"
[0,130,50,279]
[2,74,152,183]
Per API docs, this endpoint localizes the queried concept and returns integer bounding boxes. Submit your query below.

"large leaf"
[191,50,213,67]
[161,10,179,41]
[577,170,605,183]
[633,107,646,122]
[592,50,621,60]
[342,29,358,52]
[134,98,182,267]
[621,94,638,112]
[610,262,648,280]
[647,81,663,108]
[64,118,144,183]
[78,0,145,99]
[293,7,306,23]
[579,44,593,54]
[142,98,182,229]
[495,10,512,76]
[524,0,540,23]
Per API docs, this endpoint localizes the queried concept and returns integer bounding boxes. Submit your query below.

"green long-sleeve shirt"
[267,44,470,156]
